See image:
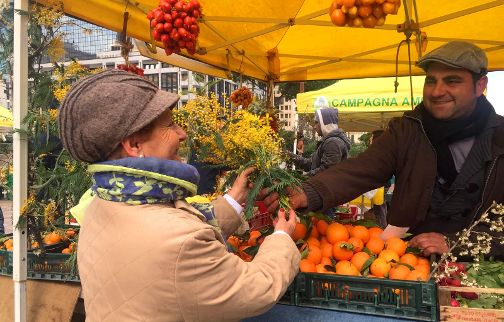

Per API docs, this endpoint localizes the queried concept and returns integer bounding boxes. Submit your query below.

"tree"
[278,80,338,101]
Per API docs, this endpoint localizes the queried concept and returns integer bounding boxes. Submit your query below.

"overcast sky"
[487,71,504,116]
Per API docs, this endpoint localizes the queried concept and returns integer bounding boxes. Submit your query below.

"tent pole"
[13,0,29,321]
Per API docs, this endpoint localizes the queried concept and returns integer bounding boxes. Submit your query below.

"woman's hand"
[258,186,309,214]
[273,208,297,237]
[227,167,255,205]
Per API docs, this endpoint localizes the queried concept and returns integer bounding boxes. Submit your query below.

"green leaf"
[361,255,376,273]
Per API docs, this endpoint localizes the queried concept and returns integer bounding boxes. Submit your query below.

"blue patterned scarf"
[88,157,218,227]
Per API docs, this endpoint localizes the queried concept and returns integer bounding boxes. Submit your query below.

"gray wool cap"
[416,41,488,75]
[58,69,180,163]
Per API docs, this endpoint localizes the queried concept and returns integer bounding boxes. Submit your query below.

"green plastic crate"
[0,250,79,282]
[0,249,12,276]
[280,273,438,321]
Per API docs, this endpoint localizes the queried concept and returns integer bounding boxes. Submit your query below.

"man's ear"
[476,75,488,97]
[120,135,143,157]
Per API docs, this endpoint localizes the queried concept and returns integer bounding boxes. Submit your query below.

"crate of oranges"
[280,217,438,321]
[0,228,80,282]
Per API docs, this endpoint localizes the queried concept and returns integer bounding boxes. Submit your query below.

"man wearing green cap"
[264,41,504,259]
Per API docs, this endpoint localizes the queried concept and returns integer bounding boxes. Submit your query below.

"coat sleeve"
[175,230,300,322]
[307,137,345,177]
[290,153,313,172]
[305,120,400,212]
[211,195,242,237]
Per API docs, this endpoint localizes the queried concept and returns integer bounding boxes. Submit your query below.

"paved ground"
[0,200,12,234]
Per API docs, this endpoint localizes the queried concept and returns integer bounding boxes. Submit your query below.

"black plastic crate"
[281,273,438,321]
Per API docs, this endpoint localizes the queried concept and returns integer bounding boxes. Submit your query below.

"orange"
[316,263,332,273]
[306,246,322,265]
[370,257,391,278]
[320,243,334,258]
[333,241,354,261]
[44,232,62,245]
[65,229,76,238]
[416,257,430,269]
[350,251,370,272]
[350,225,370,243]
[309,226,319,238]
[61,248,72,254]
[326,223,349,244]
[319,237,330,247]
[385,237,407,257]
[238,245,253,262]
[368,226,384,239]
[291,222,307,241]
[344,224,354,234]
[399,253,418,267]
[347,237,364,253]
[378,249,400,264]
[248,230,262,246]
[406,269,429,281]
[4,239,13,248]
[389,265,411,280]
[317,220,329,236]
[299,259,317,273]
[366,236,385,255]
[320,257,333,267]
[306,237,321,248]
[227,236,241,250]
[335,260,360,276]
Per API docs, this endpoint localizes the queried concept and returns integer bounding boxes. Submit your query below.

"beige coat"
[78,196,300,322]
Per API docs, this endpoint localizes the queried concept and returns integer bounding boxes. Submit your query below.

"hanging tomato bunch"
[230,86,253,109]
[147,0,202,56]
[329,0,401,28]
[117,64,145,76]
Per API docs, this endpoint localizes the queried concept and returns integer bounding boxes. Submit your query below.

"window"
[161,73,178,93]
[161,63,172,68]
[181,71,188,82]
[144,74,159,86]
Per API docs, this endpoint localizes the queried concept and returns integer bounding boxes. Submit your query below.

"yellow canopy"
[296,76,424,131]
[0,105,13,127]
[39,0,504,82]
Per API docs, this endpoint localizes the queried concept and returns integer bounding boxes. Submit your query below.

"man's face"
[423,62,487,120]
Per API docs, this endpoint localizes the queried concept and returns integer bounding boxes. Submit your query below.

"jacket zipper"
[468,156,498,224]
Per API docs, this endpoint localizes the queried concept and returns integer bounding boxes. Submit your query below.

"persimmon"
[385,237,407,257]
[320,257,333,267]
[350,225,370,243]
[299,259,317,273]
[291,222,307,241]
[333,241,354,261]
[350,251,370,271]
[370,257,391,278]
[309,226,319,238]
[366,236,385,254]
[326,223,349,244]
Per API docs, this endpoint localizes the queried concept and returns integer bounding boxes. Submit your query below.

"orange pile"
[294,218,430,281]
[227,229,266,262]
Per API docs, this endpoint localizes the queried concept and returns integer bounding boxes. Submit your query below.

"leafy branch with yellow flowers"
[174,94,302,219]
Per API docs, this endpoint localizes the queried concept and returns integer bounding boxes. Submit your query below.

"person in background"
[290,108,351,177]
[60,70,300,321]
[295,132,305,155]
[0,206,4,234]
[264,41,504,259]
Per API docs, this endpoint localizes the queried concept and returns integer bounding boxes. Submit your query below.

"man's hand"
[258,186,309,214]
[273,208,297,237]
[409,232,449,257]
[227,167,255,205]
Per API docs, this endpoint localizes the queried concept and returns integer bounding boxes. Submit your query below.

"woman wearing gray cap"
[59,70,300,321]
